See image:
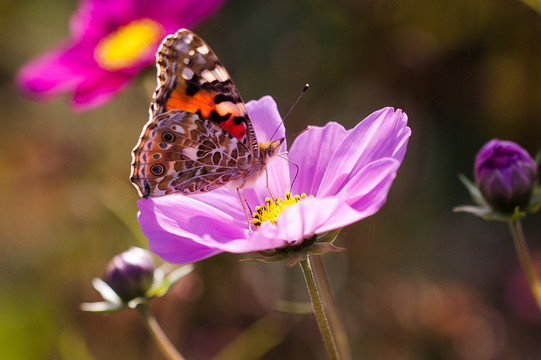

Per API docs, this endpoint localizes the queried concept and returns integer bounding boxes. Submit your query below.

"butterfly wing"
[150,28,259,155]
[130,110,254,197]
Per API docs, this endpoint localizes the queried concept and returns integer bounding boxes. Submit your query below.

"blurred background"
[2,0,541,359]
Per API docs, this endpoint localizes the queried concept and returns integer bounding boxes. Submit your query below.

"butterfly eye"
[162,132,175,142]
[150,163,165,176]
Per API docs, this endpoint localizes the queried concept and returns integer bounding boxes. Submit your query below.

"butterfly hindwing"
[130,110,254,197]
[150,28,259,155]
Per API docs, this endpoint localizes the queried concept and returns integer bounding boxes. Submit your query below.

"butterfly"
[130,29,283,198]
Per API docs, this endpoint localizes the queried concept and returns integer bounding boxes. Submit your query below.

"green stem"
[137,303,186,360]
[311,256,352,360]
[508,219,541,312]
[299,255,338,360]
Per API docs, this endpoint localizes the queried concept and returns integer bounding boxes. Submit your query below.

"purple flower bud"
[474,139,537,213]
[104,247,155,302]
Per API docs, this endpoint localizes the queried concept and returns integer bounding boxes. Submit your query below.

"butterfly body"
[130,29,282,198]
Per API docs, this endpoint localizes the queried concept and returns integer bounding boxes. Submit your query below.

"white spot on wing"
[200,69,217,83]
[197,45,209,54]
[181,32,193,44]
[182,67,194,80]
[171,125,185,134]
[213,66,229,81]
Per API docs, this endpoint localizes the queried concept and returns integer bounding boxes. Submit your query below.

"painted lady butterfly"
[130,29,283,198]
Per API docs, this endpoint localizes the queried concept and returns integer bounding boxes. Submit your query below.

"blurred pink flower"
[16,0,224,111]
[137,96,411,264]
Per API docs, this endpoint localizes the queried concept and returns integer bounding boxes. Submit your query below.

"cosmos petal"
[336,158,401,214]
[287,122,348,196]
[245,96,286,144]
[137,196,246,264]
[318,108,410,197]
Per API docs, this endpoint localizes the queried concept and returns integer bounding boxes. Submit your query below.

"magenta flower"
[137,96,411,264]
[16,0,224,111]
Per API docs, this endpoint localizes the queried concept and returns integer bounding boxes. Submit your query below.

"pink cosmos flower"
[137,96,411,264]
[16,0,224,111]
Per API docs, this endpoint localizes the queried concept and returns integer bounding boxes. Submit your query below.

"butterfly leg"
[237,188,254,232]
[264,167,276,200]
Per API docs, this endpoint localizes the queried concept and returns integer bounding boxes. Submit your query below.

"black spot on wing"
[143,181,151,198]
[185,79,199,96]
[201,79,243,103]
[214,93,236,104]
[232,116,245,125]
[208,110,230,123]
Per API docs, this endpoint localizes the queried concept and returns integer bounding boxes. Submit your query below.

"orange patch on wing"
[166,88,247,140]
[166,88,215,116]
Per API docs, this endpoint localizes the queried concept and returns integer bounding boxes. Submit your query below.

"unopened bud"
[104,247,155,302]
[474,139,537,213]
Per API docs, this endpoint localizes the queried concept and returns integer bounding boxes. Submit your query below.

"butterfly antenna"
[270,83,310,141]
[283,83,309,122]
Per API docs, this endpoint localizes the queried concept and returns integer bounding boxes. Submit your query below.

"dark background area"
[2,0,541,358]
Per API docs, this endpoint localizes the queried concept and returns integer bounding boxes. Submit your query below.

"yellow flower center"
[251,192,312,228]
[94,18,164,71]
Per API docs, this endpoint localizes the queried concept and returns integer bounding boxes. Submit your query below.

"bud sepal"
[454,174,529,222]
[241,229,344,267]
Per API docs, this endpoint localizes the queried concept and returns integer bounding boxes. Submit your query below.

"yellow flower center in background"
[251,192,312,228]
[94,18,163,71]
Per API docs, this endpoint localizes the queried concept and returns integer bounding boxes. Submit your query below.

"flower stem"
[299,255,338,360]
[137,303,186,360]
[508,219,541,312]
[311,255,352,360]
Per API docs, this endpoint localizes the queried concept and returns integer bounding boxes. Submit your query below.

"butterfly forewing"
[131,28,282,199]
[151,29,258,155]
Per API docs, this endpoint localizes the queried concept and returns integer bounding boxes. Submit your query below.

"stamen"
[251,192,312,228]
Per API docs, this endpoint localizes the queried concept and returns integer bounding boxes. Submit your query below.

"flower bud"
[474,139,537,213]
[104,247,155,302]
